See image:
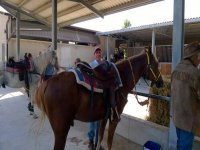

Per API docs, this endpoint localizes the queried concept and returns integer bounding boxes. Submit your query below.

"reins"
[127,58,149,106]
[127,51,162,106]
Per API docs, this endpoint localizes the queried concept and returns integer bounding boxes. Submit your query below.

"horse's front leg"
[28,87,38,119]
[107,120,118,150]
[96,118,108,150]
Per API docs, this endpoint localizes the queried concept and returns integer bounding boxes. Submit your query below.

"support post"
[16,11,20,61]
[106,36,110,61]
[151,29,156,55]
[169,0,185,149]
[52,0,57,50]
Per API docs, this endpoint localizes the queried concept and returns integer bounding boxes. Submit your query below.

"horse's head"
[142,47,163,88]
[33,49,59,75]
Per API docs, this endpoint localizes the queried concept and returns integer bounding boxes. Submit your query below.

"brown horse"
[35,47,163,150]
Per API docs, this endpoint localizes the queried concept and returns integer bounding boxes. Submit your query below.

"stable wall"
[116,114,200,150]
[8,39,106,68]
[0,13,9,62]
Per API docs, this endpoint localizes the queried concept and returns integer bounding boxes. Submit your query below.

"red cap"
[93,45,101,54]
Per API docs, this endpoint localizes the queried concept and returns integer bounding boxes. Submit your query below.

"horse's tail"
[35,81,48,120]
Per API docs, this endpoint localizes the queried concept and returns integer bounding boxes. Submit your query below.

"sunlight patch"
[0,91,24,101]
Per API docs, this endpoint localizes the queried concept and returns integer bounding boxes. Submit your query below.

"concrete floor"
[0,87,142,150]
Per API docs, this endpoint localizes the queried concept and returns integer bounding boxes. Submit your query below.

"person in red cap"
[87,45,103,150]
[172,41,200,150]
[90,45,103,68]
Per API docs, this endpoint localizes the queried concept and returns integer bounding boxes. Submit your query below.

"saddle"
[6,57,26,81]
[77,61,121,121]
[76,61,116,88]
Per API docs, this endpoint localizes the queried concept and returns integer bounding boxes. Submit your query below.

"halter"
[127,51,162,106]
[127,51,161,86]
[144,51,161,82]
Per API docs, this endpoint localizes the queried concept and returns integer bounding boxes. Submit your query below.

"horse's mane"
[33,50,58,74]
[115,49,146,66]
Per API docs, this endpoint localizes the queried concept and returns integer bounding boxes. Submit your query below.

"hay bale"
[146,76,171,127]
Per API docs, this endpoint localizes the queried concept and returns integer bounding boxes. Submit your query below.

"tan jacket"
[172,59,200,136]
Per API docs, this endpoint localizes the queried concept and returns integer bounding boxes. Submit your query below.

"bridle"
[143,51,161,84]
[127,51,161,106]
[127,51,161,87]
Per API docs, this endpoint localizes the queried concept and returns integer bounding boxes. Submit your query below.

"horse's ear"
[52,50,57,57]
[145,46,151,53]
[155,56,159,62]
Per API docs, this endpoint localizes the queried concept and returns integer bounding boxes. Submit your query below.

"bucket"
[143,140,161,150]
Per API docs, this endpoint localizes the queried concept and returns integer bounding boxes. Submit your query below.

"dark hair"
[28,53,32,58]
[75,58,81,63]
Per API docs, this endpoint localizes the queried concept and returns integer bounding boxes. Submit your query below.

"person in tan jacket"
[172,41,200,150]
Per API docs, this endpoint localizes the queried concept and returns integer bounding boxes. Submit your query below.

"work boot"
[88,140,95,150]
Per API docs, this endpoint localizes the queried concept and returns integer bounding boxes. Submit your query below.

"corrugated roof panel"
[1,0,163,26]
[38,6,52,18]
[22,0,49,11]
[57,1,77,13]
[39,1,77,18]
[6,0,21,5]
[58,8,91,24]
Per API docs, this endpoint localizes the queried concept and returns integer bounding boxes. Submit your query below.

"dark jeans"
[87,121,100,145]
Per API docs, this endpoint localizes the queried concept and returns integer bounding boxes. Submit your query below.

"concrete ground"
[0,87,142,150]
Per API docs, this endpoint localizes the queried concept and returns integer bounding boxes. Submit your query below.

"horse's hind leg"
[49,117,71,150]
[46,106,73,150]
[96,118,108,150]
[54,125,70,150]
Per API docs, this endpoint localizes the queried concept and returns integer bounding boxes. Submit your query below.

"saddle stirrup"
[114,106,120,121]
[111,107,120,122]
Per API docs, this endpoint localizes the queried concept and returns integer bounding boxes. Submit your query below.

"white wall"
[0,13,9,71]
[57,44,95,68]
[8,39,106,68]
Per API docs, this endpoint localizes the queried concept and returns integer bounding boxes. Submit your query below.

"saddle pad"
[69,68,103,93]
[69,64,123,93]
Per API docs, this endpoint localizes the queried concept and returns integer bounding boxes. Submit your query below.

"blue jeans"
[88,121,100,145]
[176,127,194,150]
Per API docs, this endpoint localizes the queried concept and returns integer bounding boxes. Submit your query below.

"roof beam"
[46,0,101,21]
[68,0,103,18]
[18,0,29,7]
[0,0,51,26]
[32,0,62,14]
[47,4,83,21]
[58,12,95,27]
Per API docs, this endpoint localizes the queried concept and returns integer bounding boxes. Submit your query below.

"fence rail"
[130,90,170,102]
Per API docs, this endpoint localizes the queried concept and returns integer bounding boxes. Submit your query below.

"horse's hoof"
[95,144,104,150]
[88,142,95,150]
[33,114,38,119]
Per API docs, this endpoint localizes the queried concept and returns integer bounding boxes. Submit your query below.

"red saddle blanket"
[69,64,122,93]
[6,67,22,74]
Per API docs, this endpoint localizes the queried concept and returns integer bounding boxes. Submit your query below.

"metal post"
[52,0,57,50]
[106,36,110,61]
[151,29,155,55]
[16,11,20,61]
[169,0,185,150]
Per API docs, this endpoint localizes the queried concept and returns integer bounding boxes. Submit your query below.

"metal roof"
[8,19,99,44]
[0,0,163,28]
[97,17,200,44]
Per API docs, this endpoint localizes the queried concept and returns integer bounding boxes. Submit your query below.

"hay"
[146,76,171,127]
